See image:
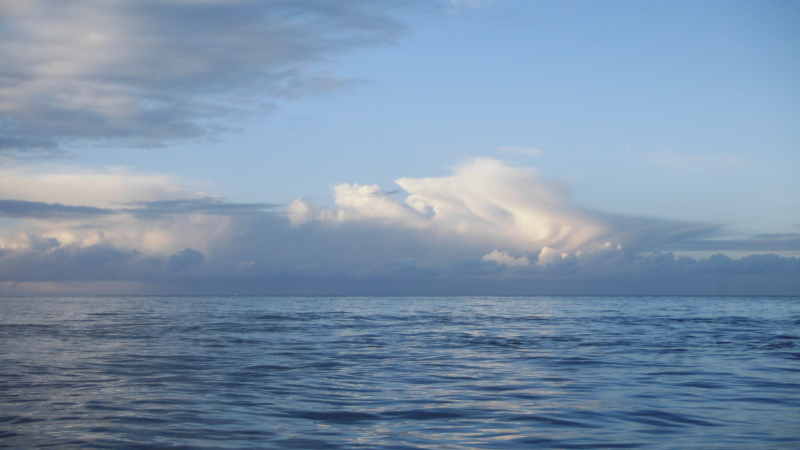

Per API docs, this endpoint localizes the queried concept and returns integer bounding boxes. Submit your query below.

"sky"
[1,0,799,296]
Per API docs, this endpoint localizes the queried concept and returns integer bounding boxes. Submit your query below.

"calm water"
[1,296,799,449]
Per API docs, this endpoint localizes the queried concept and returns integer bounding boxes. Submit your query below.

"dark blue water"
[1,296,799,449]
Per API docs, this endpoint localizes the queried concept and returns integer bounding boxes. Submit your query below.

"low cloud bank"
[2,243,798,296]
[1,159,798,295]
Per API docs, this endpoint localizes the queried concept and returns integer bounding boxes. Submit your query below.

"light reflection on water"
[1,296,799,449]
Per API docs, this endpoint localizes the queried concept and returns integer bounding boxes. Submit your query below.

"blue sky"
[66,0,799,231]
[1,0,798,295]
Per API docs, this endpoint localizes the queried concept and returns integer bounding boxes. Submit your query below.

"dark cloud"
[3,224,798,296]
[0,198,276,219]
[1,158,798,295]
[593,215,719,254]
[752,233,800,239]
[0,243,158,282]
[0,200,113,218]
[128,198,279,217]
[27,235,60,252]
[0,243,205,282]
[166,248,205,273]
[0,137,57,152]
[660,236,800,252]
[0,0,420,154]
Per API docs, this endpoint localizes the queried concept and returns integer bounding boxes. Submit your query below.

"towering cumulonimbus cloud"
[287,158,702,264]
[0,158,716,272]
[1,158,798,295]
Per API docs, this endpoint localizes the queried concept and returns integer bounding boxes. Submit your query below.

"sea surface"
[1,296,799,449]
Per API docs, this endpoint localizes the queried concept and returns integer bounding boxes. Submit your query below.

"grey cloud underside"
[661,236,800,252]
[126,198,280,217]
[0,244,203,282]
[202,252,800,296]
[0,0,416,153]
[0,198,277,219]
[2,240,798,296]
[0,199,113,218]
[753,233,800,239]
[588,214,719,253]
[2,195,799,295]
[0,137,57,152]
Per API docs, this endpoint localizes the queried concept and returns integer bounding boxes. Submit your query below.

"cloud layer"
[0,0,413,153]
[1,158,798,295]
[288,159,716,262]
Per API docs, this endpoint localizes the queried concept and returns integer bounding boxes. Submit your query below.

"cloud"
[1,158,798,295]
[0,241,206,283]
[0,197,275,221]
[752,233,800,239]
[0,199,113,219]
[128,198,278,218]
[0,158,721,267]
[0,164,208,206]
[0,0,415,154]
[4,243,798,296]
[166,247,205,273]
[0,165,275,255]
[289,158,715,256]
[482,250,529,267]
[661,235,800,252]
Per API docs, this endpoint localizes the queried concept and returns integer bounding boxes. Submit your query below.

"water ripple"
[1,296,799,449]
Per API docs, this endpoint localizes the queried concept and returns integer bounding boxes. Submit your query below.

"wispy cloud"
[0,198,276,220]
[661,235,800,252]
[0,200,112,219]
[127,198,278,218]
[0,0,414,154]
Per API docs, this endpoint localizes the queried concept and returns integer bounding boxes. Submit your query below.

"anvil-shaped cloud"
[1,158,798,296]
[287,158,712,265]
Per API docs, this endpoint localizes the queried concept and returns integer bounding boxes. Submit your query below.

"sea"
[1,296,799,449]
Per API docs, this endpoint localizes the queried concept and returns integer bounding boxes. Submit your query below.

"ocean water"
[1,296,799,449]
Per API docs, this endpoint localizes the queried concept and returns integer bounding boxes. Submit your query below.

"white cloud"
[536,246,566,266]
[0,164,208,207]
[3,157,759,295]
[0,158,719,266]
[0,209,230,256]
[482,250,529,266]
[290,158,615,255]
[0,164,225,254]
